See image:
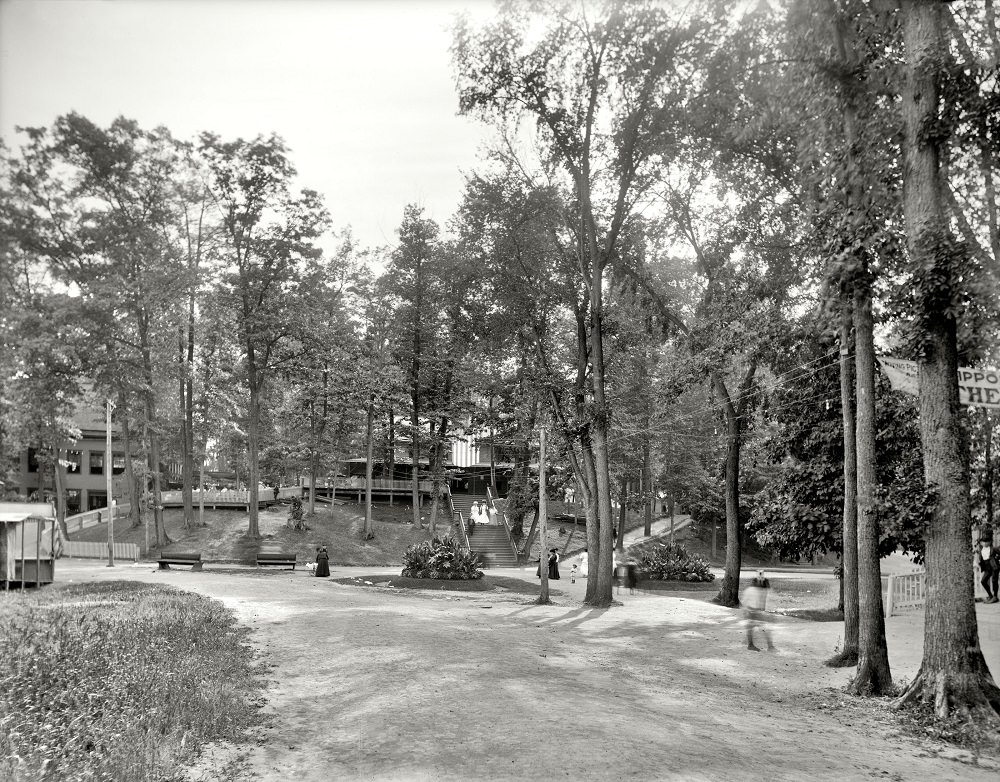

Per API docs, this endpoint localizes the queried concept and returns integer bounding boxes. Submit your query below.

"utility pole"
[489,394,496,492]
[537,426,550,604]
[198,443,205,526]
[106,398,115,567]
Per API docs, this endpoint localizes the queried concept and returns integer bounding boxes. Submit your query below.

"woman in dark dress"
[315,546,330,577]
[547,548,560,580]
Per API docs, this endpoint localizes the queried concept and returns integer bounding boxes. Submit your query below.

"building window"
[87,491,107,511]
[112,453,126,475]
[66,489,81,515]
[65,450,82,474]
[89,452,104,475]
[27,448,39,473]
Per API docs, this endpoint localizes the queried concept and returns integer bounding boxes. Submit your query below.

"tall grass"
[0,582,268,781]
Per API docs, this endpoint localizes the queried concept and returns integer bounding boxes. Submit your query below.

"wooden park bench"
[157,550,203,571]
[255,546,297,570]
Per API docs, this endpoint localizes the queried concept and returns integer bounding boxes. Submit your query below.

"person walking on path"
[548,548,560,580]
[742,571,774,651]
[625,560,638,594]
[978,537,999,604]
[579,548,588,578]
[314,546,330,578]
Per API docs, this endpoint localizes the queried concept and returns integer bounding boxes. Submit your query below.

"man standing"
[978,536,999,604]
[742,571,775,651]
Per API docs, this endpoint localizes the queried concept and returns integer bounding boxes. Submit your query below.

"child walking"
[742,571,774,651]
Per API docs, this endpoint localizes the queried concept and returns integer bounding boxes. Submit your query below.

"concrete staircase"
[450,493,487,519]
[450,493,518,567]
[468,523,518,568]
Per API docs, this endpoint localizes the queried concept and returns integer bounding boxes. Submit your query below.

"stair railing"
[486,487,518,562]
[449,491,471,550]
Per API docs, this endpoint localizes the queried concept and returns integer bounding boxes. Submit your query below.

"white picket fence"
[62,540,140,562]
[160,486,301,506]
[64,504,132,535]
[885,570,926,616]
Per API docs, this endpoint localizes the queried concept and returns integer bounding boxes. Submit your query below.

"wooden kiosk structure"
[0,502,58,589]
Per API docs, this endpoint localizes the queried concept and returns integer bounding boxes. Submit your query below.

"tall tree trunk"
[246,355,262,539]
[411,416,422,529]
[712,364,755,608]
[572,319,602,604]
[198,446,205,526]
[429,420,450,536]
[118,390,141,528]
[616,475,628,553]
[428,368,453,536]
[364,393,376,540]
[312,367,329,517]
[308,400,318,517]
[137,311,167,547]
[893,0,1000,719]
[588,287,616,608]
[140,418,153,554]
[309,450,319,518]
[848,278,892,695]
[489,395,497,492]
[537,426,550,604]
[829,293,860,667]
[387,407,395,506]
[146,395,167,547]
[639,332,653,537]
[180,329,193,529]
[581,436,600,604]
[825,0,863,667]
[715,389,742,607]
[429,438,441,535]
[53,447,67,541]
[985,413,994,529]
[410,244,424,528]
[642,437,652,537]
[181,204,202,529]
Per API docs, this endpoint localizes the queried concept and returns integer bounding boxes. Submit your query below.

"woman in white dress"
[579,548,589,577]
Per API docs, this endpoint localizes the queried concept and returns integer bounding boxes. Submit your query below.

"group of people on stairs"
[466,500,493,536]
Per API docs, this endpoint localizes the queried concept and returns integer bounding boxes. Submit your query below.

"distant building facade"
[10,403,180,514]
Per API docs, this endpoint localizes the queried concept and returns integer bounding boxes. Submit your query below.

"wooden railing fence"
[885,570,926,617]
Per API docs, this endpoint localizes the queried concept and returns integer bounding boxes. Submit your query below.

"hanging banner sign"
[876,355,1000,409]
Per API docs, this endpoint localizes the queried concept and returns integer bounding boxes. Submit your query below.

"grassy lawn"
[0,582,268,782]
[70,500,453,567]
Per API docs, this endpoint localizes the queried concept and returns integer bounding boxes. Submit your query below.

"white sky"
[0,0,497,250]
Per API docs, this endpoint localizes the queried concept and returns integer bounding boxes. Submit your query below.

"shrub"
[0,582,267,782]
[401,535,484,580]
[637,541,715,582]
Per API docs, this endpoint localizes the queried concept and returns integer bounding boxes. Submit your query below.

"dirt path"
[55,560,998,782]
